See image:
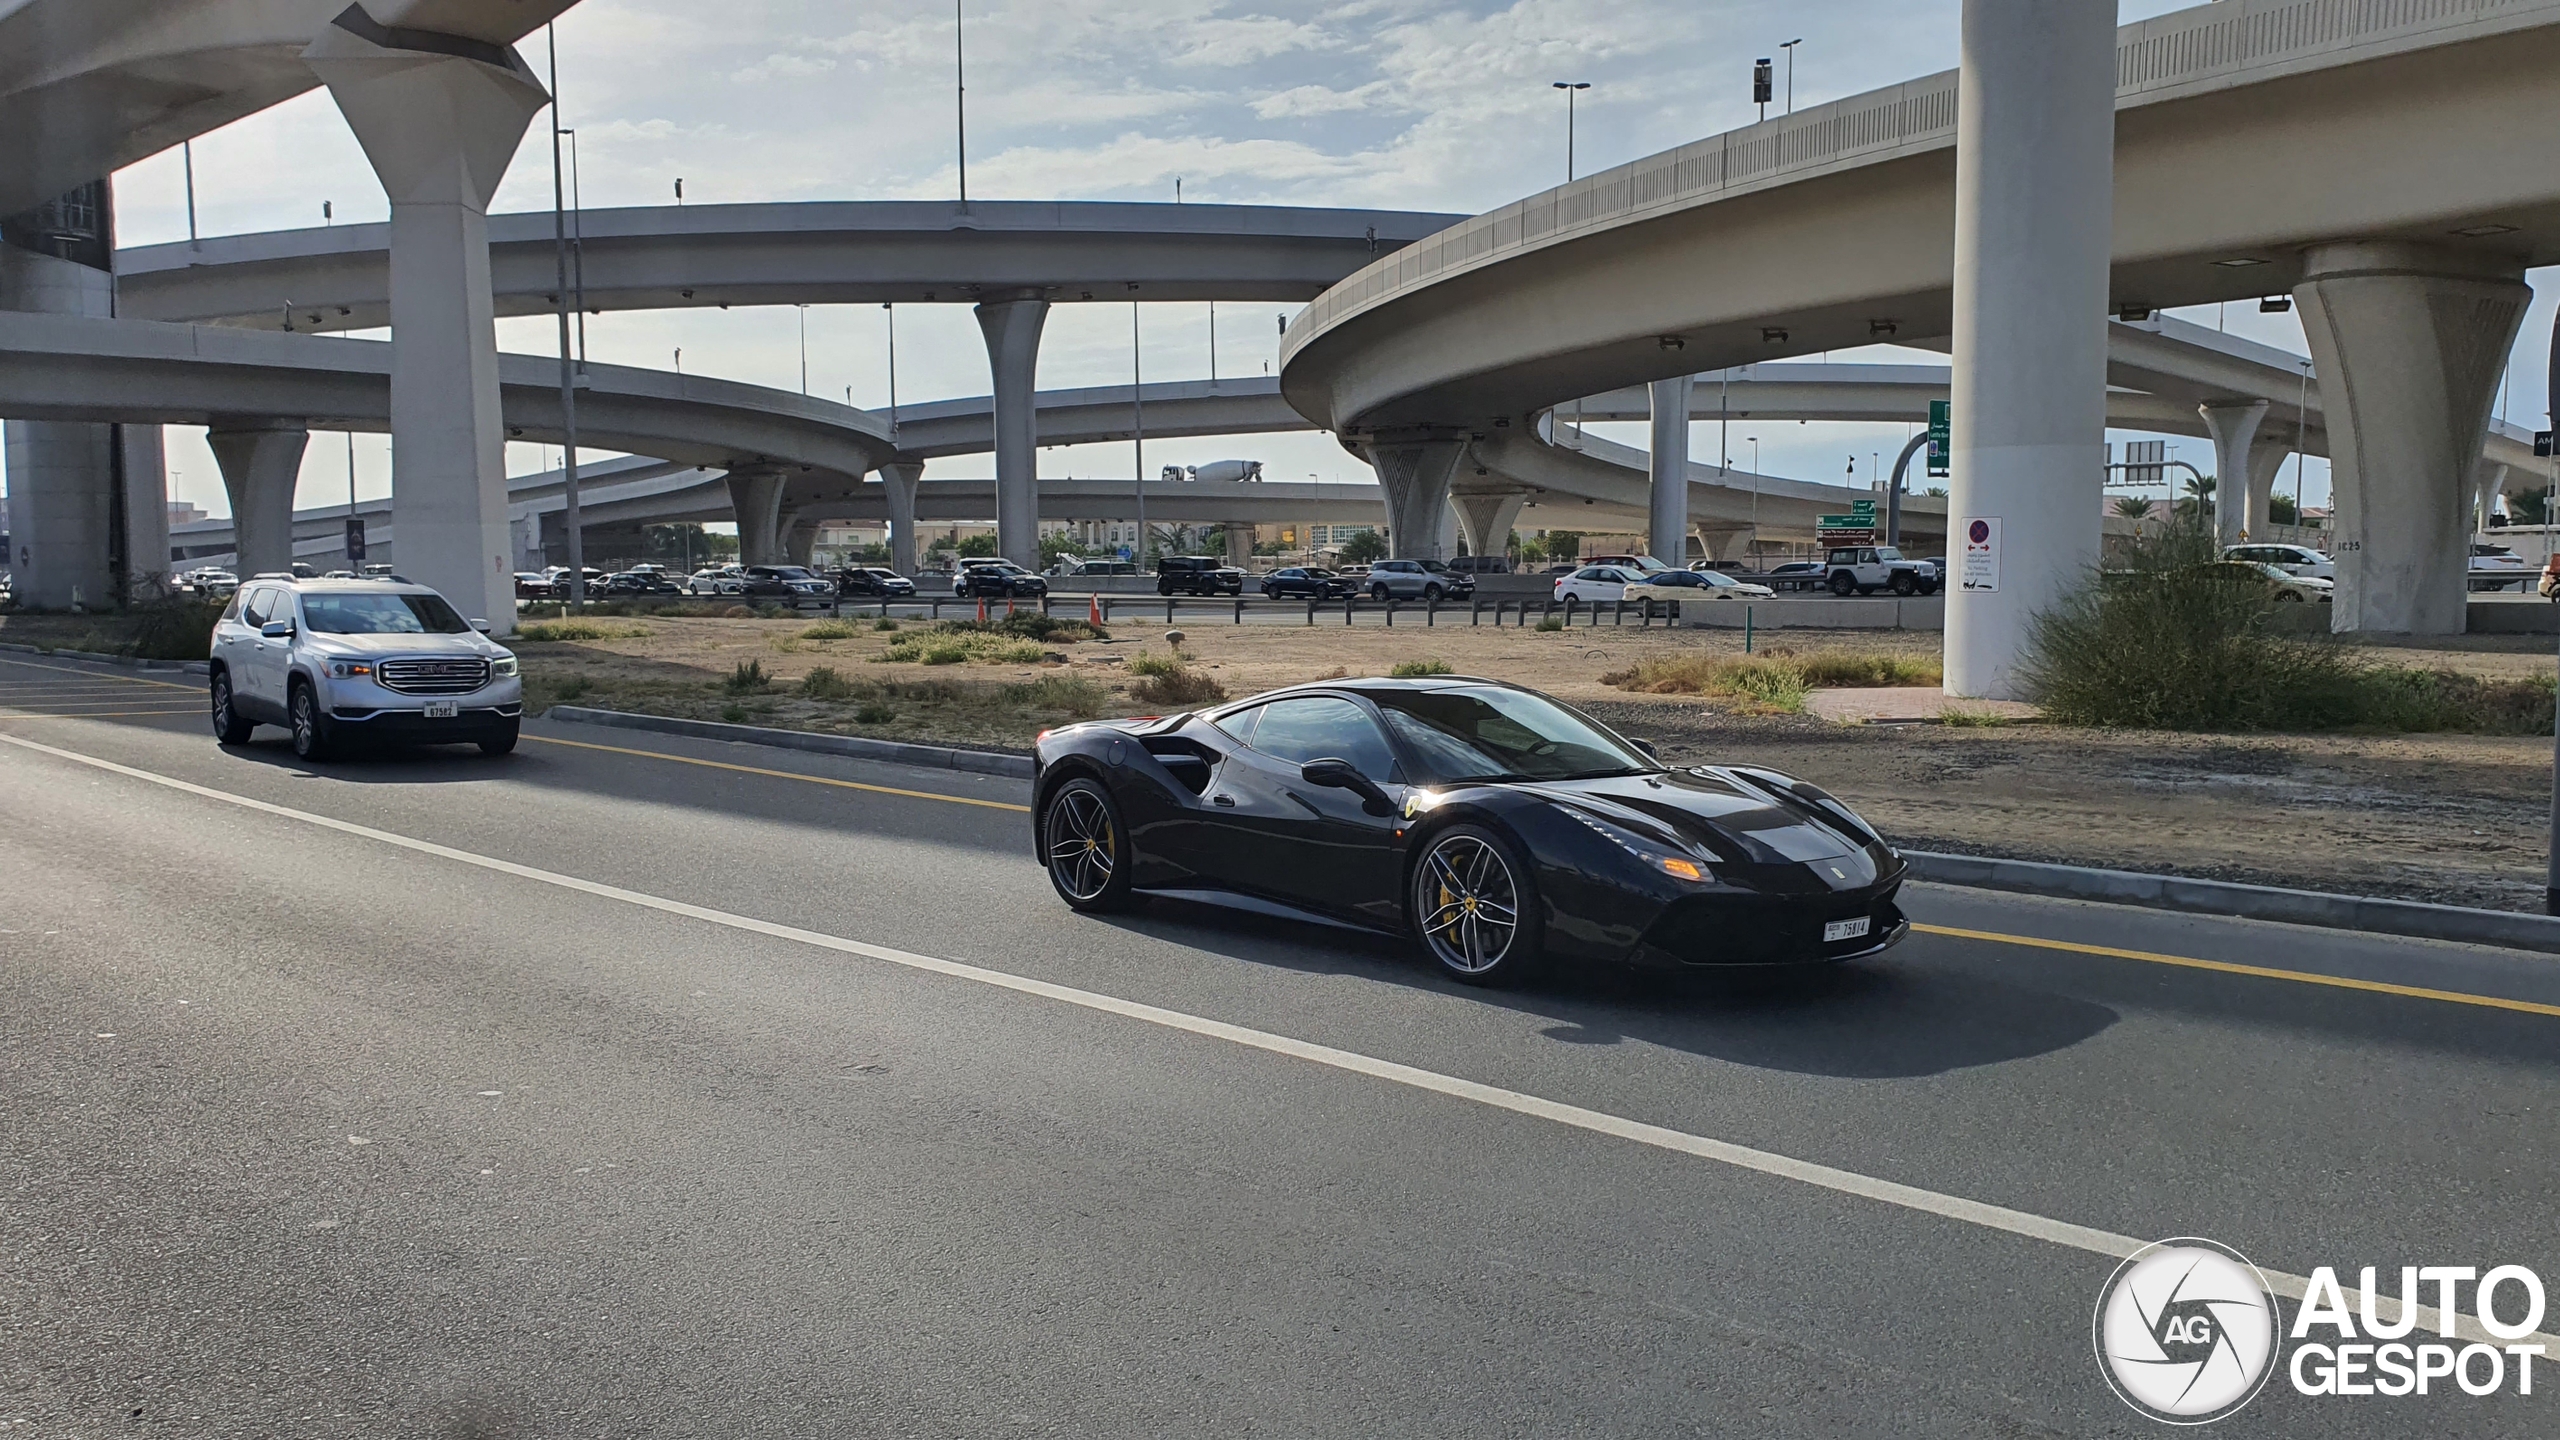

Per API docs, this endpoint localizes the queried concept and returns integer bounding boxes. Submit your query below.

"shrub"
[1004,673,1107,718]
[128,599,223,660]
[918,642,969,665]
[933,613,1104,643]
[1608,649,1936,698]
[1939,704,2012,728]
[1126,650,1182,678]
[854,701,896,724]
[719,702,749,723]
[1534,616,1566,632]
[800,619,864,640]
[1130,660,1226,707]
[801,666,855,700]
[551,675,592,703]
[879,628,1048,665]
[1389,659,1453,678]
[721,605,755,619]
[724,658,769,693]
[1794,651,1941,688]
[873,617,899,632]
[517,620,648,642]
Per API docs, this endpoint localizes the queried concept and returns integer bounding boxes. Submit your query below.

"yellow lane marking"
[523,732,1033,813]
[0,655,198,690]
[1913,922,2560,1020]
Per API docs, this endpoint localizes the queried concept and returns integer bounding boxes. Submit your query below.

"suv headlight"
[491,655,519,677]
[325,659,373,679]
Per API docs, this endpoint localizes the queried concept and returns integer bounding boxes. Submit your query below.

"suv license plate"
[1824,917,1871,943]
[423,700,458,719]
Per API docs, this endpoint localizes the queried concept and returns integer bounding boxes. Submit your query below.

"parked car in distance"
[2196,559,2333,603]
[1760,561,1827,592]
[2469,542,2533,592]
[1552,564,1646,605]
[1822,546,1941,596]
[600,570,683,596]
[2222,543,2333,581]
[1260,566,1353,600]
[208,576,522,761]
[544,566,608,596]
[512,572,554,599]
[1623,569,1777,603]
[1448,554,1513,574]
[952,559,1048,598]
[685,565,745,595]
[1583,554,1674,575]
[182,568,242,597]
[1364,558,1475,602]
[1050,559,1138,577]
[831,566,916,597]
[1156,555,1246,596]
[738,565,838,604]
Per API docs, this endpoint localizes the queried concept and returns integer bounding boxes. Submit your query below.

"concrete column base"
[208,422,311,578]
[726,467,787,566]
[1648,375,1693,565]
[2,233,116,609]
[2247,439,2294,536]
[974,293,1049,570]
[121,425,171,601]
[2200,400,2268,549]
[2294,240,2529,633]
[782,512,816,567]
[1363,437,1467,562]
[1452,493,1526,560]
[878,462,924,577]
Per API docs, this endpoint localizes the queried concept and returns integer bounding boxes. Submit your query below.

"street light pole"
[1781,38,1803,115]
[955,0,969,208]
[547,23,585,605]
[1551,82,1590,182]
[1133,303,1147,569]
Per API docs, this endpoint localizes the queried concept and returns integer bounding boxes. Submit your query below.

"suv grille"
[377,657,490,695]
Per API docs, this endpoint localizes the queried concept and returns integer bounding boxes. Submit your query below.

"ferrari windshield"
[301,591,470,635]
[1371,685,1655,782]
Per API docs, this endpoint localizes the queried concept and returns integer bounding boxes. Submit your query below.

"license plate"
[1824,916,1871,943]
[422,700,458,719]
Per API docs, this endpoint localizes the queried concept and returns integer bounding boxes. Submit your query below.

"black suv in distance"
[1156,555,1245,596]
[1259,566,1352,600]
[830,566,916,598]
[737,565,839,604]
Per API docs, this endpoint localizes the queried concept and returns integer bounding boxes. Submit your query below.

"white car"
[208,577,522,760]
[2222,543,2334,581]
[1623,570,1776,603]
[2469,543,2533,592]
[688,566,746,596]
[1553,564,1647,604]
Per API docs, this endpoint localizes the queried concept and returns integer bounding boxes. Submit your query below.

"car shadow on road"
[213,737,524,784]
[1097,895,2118,1081]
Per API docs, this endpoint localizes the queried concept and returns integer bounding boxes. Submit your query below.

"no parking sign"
[1960,518,2000,592]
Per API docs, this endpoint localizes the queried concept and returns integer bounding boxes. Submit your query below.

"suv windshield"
[302,591,470,635]
[1370,685,1655,783]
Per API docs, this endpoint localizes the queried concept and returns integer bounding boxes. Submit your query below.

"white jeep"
[1823,546,1940,597]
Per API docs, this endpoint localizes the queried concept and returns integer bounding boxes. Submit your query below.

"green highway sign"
[1927,398,1950,478]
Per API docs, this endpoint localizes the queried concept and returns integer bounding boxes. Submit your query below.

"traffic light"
[1753,59,1774,106]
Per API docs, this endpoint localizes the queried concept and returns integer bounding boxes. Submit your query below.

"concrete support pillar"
[878,461,924,577]
[1943,0,2117,700]
[2294,241,2530,633]
[1452,493,1526,560]
[725,466,787,566]
[2248,440,2293,536]
[972,291,1049,570]
[1363,437,1467,561]
[120,425,171,601]
[1648,374,1693,566]
[207,422,310,578]
[2477,462,2512,532]
[1222,523,1254,566]
[2,230,116,610]
[2199,400,2268,549]
[305,16,548,629]
[782,512,817,567]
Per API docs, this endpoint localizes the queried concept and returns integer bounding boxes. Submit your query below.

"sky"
[54,0,2560,527]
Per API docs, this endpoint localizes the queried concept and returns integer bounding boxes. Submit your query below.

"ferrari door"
[1201,695,1407,925]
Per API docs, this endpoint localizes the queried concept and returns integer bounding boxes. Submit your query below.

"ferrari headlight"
[326,659,372,679]
[1566,809,1710,882]
[491,654,520,677]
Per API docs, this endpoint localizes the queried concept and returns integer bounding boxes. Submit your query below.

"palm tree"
[2174,473,2217,525]
[2112,495,2157,520]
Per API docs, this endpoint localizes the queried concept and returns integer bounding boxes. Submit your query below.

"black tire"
[1409,823,1543,985]
[1829,571,1858,596]
[1889,573,1918,596]
[1041,777,1134,912]
[287,680,332,762]
[1423,583,1444,601]
[1371,583,1391,601]
[1157,579,1175,596]
[478,719,520,756]
[209,670,253,744]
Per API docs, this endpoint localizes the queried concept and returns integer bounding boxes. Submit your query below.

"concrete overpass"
[1279,0,2560,648]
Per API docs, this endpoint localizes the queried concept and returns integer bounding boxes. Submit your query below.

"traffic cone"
[1088,593,1104,627]
[976,597,988,623]
[1005,597,1017,617]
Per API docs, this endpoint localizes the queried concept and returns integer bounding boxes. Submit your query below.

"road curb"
[546,706,1037,779]
[0,641,209,676]
[1903,850,2560,956]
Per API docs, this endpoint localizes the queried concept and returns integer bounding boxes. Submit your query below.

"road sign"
[345,518,366,562]
[2537,430,2553,459]
[1926,399,1949,478]
[2125,439,2165,486]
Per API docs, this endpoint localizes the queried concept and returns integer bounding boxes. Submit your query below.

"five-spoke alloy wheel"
[1043,777,1132,911]
[1410,824,1542,984]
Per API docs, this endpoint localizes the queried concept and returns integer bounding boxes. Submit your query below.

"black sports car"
[1031,676,1908,983]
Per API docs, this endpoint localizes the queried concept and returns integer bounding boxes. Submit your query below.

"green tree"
[2268,493,2300,527]
[2508,488,2551,526]
[1337,530,1388,564]
[1542,529,1584,563]
[956,533,1000,558]
[2176,473,2217,523]
[1038,533,1088,566]
[2111,495,2157,520]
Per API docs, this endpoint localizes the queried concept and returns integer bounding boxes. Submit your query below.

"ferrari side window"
[1210,705,1262,745]
[1246,698,1399,781]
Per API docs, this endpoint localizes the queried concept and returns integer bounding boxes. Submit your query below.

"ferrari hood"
[1519,768,1861,867]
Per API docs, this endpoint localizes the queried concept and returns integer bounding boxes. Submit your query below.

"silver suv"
[209,578,523,760]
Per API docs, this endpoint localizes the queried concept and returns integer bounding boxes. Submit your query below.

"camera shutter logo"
[2094,1238,2281,1424]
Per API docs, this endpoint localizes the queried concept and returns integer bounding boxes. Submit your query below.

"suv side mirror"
[260,620,294,639]
[1300,757,1396,816]
[469,619,492,633]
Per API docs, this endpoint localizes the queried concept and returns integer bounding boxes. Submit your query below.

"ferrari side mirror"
[1300,757,1397,816]
[1631,738,1660,760]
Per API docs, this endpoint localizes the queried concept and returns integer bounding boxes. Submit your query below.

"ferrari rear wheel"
[1410,824,1542,985]
[1043,777,1133,912]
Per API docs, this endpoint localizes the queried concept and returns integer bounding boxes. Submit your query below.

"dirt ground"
[473,610,2560,912]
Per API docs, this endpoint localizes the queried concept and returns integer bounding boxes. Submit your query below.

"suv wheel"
[1829,571,1858,597]
[209,671,253,745]
[1889,573,1917,597]
[288,680,332,762]
[1371,583,1391,601]
[1423,583,1443,601]
[1157,579,1175,596]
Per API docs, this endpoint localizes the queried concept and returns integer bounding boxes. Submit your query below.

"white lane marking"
[2,729,2544,1346]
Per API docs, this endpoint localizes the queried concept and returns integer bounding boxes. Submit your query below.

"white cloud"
[730,53,836,84]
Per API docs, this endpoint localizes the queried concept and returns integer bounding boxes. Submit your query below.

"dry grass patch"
[1605,647,1940,713]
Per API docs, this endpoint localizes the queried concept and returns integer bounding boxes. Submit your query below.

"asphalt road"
[4,651,2558,1438]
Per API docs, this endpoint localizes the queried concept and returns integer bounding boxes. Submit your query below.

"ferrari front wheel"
[1042,778,1134,912]
[1410,824,1543,985]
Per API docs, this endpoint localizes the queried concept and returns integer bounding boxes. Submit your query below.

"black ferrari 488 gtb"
[1031,676,1908,983]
